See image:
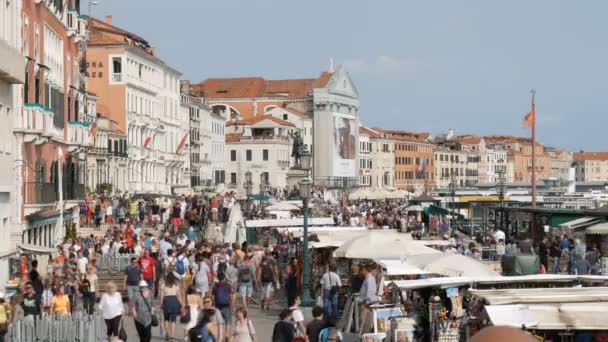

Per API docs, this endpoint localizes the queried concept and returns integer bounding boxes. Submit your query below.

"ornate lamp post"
[299,148,314,306]
[244,171,253,243]
[496,168,506,235]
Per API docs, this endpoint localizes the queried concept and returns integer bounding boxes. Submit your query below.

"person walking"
[21,281,42,318]
[99,282,124,341]
[191,308,217,342]
[272,309,296,342]
[51,285,71,316]
[212,273,234,339]
[257,257,276,310]
[320,264,342,321]
[160,272,183,341]
[284,264,298,308]
[184,286,202,338]
[549,238,562,274]
[231,307,257,342]
[125,257,143,302]
[139,249,156,289]
[306,306,325,342]
[237,255,255,308]
[132,280,155,342]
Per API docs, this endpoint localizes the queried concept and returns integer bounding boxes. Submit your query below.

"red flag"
[175,132,189,155]
[143,136,152,149]
[523,92,535,128]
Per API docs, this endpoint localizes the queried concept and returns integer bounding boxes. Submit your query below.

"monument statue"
[290,131,304,166]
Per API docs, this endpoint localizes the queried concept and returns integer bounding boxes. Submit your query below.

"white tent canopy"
[265,202,301,212]
[405,253,500,277]
[469,287,608,305]
[379,259,427,276]
[333,231,440,259]
[245,217,335,228]
[484,303,608,330]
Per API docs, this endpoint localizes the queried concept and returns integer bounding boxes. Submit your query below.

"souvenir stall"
[468,287,608,341]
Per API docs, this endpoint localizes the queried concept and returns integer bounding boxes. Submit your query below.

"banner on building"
[333,116,356,177]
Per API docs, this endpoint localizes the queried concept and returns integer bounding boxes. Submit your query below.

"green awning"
[248,194,271,201]
[424,204,464,219]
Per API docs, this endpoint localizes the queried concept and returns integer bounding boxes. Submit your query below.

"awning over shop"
[559,216,602,230]
[423,205,464,219]
[379,259,427,276]
[484,303,608,330]
[469,287,608,305]
[586,222,608,235]
[18,244,56,255]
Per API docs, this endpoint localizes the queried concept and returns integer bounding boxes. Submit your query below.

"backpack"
[217,261,227,276]
[176,257,186,275]
[238,265,252,283]
[261,265,274,283]
[214,283,231,308]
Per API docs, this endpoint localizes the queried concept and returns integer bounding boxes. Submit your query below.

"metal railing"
[98,253,137,275]
[112,73,122,83]
[8,313,106,342]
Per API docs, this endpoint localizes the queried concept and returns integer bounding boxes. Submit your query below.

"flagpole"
[531,89,536,209]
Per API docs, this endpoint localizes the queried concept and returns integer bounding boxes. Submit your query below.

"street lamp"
[298,177,313,306]
[496,168,507,235]
[244,171,253,243]
[448,180,457,233]
[299,147,314,306]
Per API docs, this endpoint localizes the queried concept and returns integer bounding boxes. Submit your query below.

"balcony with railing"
[112,73,122,83]
[16,104,56,143]
[25,182,85,205]
[67,121,91,151]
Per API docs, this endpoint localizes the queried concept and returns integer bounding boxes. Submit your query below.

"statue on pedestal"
[289,131,304,167]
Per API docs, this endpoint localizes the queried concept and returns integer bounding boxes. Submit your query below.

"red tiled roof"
[455,135,481,144]
[359,127,381,139]
[87,16,153,54]
[374,128,430,142]
[226,115,295,127]
[573,152,608,161]
[193,72,334,99]
[225,133,242,143]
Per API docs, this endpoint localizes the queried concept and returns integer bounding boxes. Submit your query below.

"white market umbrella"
[333,231,440,259]
[406,253,500,277]
[265,202,300,211]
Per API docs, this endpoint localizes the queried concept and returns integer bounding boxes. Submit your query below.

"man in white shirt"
[493,228,506,242]
[77,251,88,275]
[320,264,342,320]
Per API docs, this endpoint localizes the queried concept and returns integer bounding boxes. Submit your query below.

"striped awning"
[559,217,602,230]
[585,223,608,235]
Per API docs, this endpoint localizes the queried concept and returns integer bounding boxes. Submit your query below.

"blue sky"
[89,0,608,151]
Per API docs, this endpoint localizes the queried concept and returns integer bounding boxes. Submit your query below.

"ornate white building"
[87,16,187,195]
[225,116,293,195]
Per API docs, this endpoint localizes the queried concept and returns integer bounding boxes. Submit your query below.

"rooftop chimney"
[150,47,157,56]
[105,15,112,25]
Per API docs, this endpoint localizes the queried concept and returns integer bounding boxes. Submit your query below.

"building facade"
[547,148,573,181]
[180,80,211,189]
[358,128,372,187]
[484,136,551,184]
[87,115,127,195]
[366,128,394,189]
[202,106,226,189]
[573,152,608,182]
[14,0,90,261]
[433,148,468,189]
[0,0,25,287]
[225,116,293,195]
[377,130,434,193]
[87,16,186,195]
[194,65,360,189]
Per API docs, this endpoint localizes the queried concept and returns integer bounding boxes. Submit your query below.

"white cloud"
[344,56,427,78]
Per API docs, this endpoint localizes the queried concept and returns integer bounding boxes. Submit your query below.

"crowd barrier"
[98,253,137,274]
[7,313,106,342]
